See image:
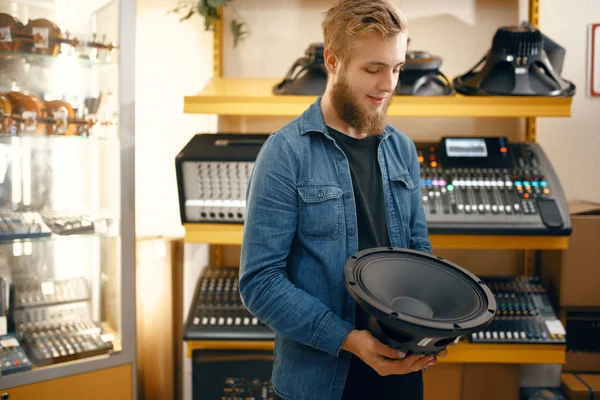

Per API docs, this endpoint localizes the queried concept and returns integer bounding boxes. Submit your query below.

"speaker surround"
[344,247,496,355]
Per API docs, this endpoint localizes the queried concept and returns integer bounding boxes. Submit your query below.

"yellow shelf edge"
[183,77,572,117]
[183,223,568,250]
[184,340,565,364]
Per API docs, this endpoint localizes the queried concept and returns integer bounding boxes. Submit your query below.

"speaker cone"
[344,247,496,355]
[453,24,575,97]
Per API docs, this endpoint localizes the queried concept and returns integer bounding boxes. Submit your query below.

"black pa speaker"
[453,24,575,97]
[395,51,454,96]
[273,43,328,95]
[344,247,496,355]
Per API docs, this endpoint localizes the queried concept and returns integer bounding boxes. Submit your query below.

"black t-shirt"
[327,126,423,400]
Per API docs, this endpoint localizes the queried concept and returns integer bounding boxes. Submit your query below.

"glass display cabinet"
[0,0,135,398]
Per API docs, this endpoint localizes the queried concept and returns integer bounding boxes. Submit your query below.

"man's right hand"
[341,330,438,376]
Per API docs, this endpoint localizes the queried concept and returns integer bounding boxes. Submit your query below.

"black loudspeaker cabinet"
[192,349,279,400]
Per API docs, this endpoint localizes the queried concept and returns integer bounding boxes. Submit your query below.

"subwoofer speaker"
[395,51,454,96]
[453,24,575,97]
[272,43,327,95]
[344,247,496,355]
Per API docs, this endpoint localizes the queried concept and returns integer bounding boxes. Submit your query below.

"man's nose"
[377,70,396,94]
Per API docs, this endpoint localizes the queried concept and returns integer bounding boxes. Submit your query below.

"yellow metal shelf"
[183,77,573,117]
[185,339,565,364]
[183,223,568,250]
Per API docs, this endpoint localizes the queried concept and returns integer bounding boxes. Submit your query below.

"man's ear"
[324,48,338,75]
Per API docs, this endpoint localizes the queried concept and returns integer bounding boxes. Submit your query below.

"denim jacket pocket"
[389,173,415,226]
[297,183,343,241]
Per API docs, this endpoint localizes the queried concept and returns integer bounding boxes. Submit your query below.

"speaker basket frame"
[344,247,497,354]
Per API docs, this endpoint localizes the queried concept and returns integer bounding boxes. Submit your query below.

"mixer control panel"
[416,137,571,235]
[184,266,274,341]
[471,276,565,345]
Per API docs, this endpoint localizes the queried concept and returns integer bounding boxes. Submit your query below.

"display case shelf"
[183,223,569,250]
[0,230,120,245]
[0,50,117,68]
[183,78,573,117]
[184,340,566,364]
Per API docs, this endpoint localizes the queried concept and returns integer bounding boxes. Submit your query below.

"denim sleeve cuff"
[311,311,354,357]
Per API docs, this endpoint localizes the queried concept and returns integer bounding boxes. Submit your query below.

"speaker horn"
[453,24,575,97]
[344,247,496,355]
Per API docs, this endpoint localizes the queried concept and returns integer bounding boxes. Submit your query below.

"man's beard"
[330,75,391,136]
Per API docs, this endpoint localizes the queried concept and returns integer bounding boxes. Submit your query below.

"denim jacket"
[239,97,431,400]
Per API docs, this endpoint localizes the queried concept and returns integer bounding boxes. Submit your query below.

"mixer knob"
[193,317,200,326]
[218,317,225,326]
[209,317,216,325]
[202,317,208,325]
[226,317,233,326]
[499,332,506,339]
[243,317,250,326]
[507,332,513,339]
[485,331,491,339]
[520,331,526,339]
[478,332,484,339]
[235,317,241,326]
[252,318,258,326]
[492,332,498,339]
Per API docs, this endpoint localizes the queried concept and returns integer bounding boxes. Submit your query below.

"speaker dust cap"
[344,247,496,354]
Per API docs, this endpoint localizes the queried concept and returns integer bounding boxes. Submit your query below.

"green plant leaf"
[179,8,195,22]
[196,1,210,17]
[231,19,247,47]
[206,0,227,8]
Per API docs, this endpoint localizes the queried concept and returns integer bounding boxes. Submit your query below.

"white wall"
[537,1,600,203]
[135,0,216,238]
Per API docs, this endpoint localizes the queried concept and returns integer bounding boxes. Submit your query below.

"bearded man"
[239,1,447,399]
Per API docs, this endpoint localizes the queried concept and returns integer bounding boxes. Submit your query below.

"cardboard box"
[565,352,600,373]
[561,373,600,400]
[541,201,600,308]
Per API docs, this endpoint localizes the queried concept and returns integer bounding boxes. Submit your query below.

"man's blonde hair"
[322,0,408,64]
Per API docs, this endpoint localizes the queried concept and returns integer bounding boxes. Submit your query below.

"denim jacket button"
[348,230,355,236]
[345,192,351,199]
[318,191,324,198]
[337,153,343,161]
